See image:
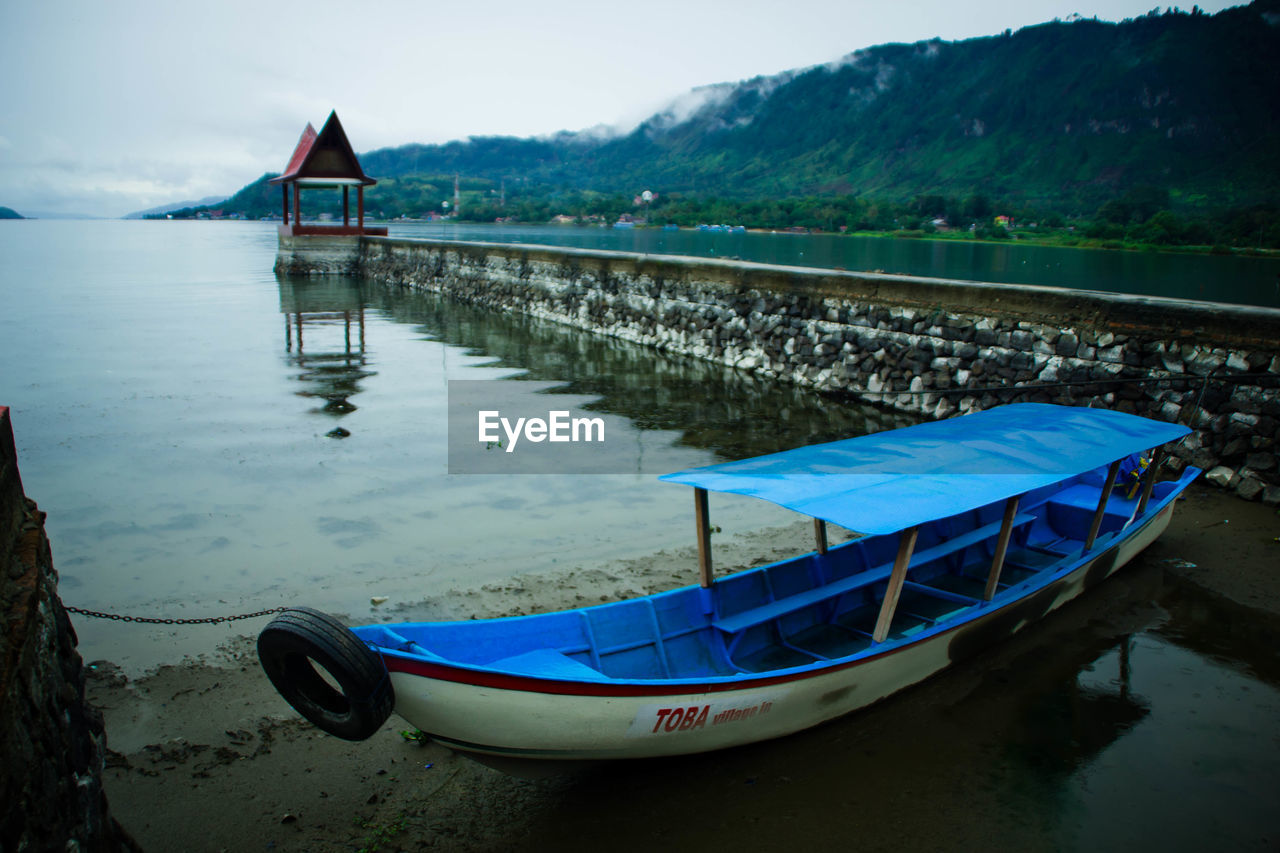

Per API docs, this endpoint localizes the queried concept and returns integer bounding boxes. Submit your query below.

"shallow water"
[500,565,1280,852]
[4,220,1276,848]
[0,220,905,669]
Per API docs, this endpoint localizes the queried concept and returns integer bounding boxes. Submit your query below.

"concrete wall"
[348,237,1280,501]
[274,233,363,276]
[0,407,136,851]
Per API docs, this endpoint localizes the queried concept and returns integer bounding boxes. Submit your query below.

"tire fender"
[257,607,395,741]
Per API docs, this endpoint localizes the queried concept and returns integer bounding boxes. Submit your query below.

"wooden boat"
[258,403,1199,762]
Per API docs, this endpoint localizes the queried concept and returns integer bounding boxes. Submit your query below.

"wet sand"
[87,484,1280,852]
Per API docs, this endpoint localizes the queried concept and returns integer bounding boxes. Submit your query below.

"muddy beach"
[88,484,1280,852]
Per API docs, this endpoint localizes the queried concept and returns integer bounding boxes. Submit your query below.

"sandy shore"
[87,484,1279,852]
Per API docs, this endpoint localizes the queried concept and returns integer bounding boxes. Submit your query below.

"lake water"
[388,221,1280,308]
[1,220,1276,847]
[3,220,909,670]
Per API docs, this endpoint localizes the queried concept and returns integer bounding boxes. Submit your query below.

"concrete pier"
[282,235,1280,501]
[274,231,366,276]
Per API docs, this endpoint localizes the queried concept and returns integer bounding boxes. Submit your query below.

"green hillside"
[358,3,1280,212]
[177,3,1280,246]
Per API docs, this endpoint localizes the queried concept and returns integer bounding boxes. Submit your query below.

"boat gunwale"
[374,469,1195,697]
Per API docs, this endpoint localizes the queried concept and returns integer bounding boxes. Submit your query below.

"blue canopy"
[659,404,1189,536]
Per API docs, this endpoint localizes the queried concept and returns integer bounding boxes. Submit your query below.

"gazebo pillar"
[281,185,290,225]
[342,186,350,227]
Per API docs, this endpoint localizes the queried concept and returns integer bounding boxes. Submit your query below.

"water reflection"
[1013,635,1151,774]
[360,282,916,461]
[1149,573,1280,687]
[279,279,376,435]
[508,562,1280,851]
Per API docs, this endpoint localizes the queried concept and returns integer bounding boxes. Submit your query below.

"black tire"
[257,607,395,741]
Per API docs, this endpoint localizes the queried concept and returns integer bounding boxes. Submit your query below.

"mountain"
[124,196,228,219]
[204,2,1280,222]
[364,2,1280,214]
[0,206,24,220]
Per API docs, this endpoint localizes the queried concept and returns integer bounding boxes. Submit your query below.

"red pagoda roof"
[269,111,376,186]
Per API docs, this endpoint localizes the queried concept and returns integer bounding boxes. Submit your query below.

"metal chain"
[64,605,288,625]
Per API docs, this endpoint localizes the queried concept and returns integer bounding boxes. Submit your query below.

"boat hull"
[383,499,1177,761]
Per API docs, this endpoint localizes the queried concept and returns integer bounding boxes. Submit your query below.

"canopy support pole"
[1084,460,1122,552]
[983,496,1021,601]
[1136,447,1167,517]
[694,488,713,589]
[873,526,919,644]
[343,186,350,227]
[281,185,290,225]
[813,519,828,555]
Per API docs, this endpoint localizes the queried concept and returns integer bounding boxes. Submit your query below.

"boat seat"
[1046,484,1135,541]
[486,648,604,680]
[713,514,1035,635]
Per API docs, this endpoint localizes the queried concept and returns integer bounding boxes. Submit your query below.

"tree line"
[155,173,1279,252]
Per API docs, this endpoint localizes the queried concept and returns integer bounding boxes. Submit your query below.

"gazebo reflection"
[279,279,376,436]
[1019,633,1152,773]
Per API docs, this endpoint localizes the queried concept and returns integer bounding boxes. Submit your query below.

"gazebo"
[270,111,387,236]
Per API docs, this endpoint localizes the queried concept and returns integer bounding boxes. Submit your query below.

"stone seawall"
[0,407,136,851]
[348,237,1280,502]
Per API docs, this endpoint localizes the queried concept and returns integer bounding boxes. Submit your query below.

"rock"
[1204,466,1237,488]
[1097,345,1125,364]
[1229,411,1260,428]
[1236,476,1264,501]
[1245,451,1276,471]
[1186,350,1226,377]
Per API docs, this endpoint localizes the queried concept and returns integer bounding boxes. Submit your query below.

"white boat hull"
[385,500,1176,760]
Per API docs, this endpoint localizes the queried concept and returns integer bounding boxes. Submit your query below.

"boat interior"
[361,467,1193,683]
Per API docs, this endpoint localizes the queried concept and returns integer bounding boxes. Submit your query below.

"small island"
[0,206,24,220]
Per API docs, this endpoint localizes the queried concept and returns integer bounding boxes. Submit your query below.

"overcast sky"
[1,0,1241,218]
